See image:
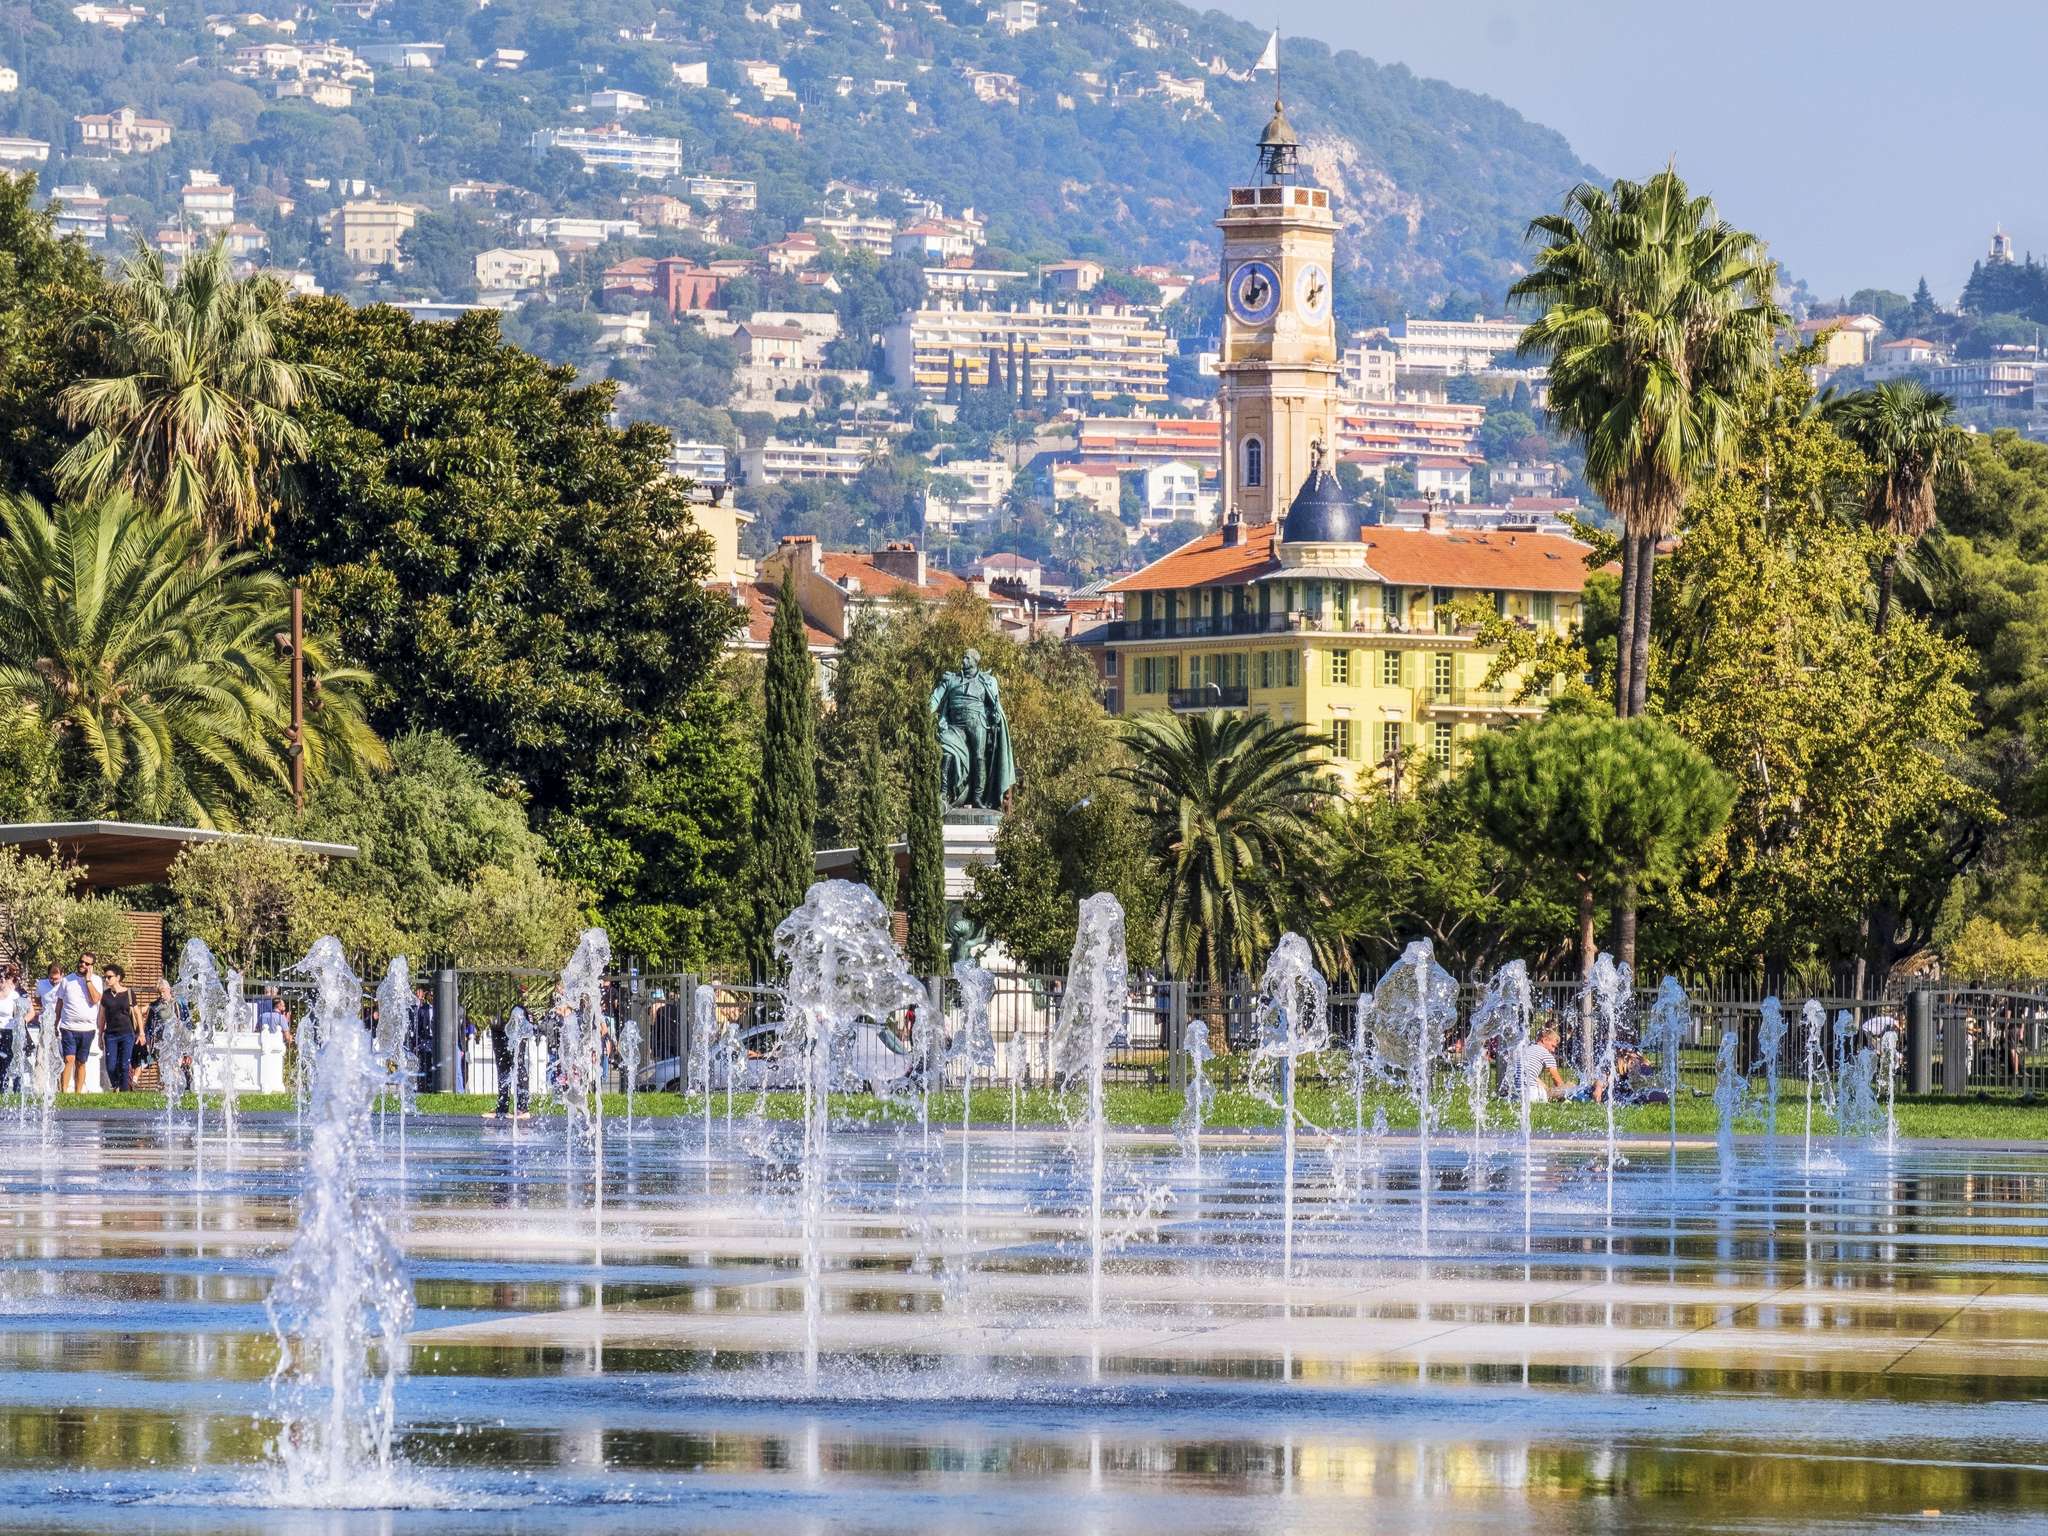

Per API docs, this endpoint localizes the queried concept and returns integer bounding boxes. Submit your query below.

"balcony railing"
[1167,683,1249,711]
[1105,613,1482,642]
[1421,688,1546,715]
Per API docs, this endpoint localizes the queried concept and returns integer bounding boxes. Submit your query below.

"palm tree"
[1114,711,1338,994]
[1510,167,1784,719]
[998,421,1038,472]
[1823,380,1969,632]
[0,492,385,826]
[54,240,330,541]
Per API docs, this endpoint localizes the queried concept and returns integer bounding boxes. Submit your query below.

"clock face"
[1227,260,1281,326]
[1295,262,1330,320]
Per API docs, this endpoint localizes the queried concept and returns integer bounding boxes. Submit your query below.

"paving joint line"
[1882,1280,2001,1375]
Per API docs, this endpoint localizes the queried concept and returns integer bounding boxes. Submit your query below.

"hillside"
[3,0,1599,316]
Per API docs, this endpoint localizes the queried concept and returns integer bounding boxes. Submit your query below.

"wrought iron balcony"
[1167,683,1249,711]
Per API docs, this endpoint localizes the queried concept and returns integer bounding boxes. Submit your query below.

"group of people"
[1506,1017,1668,1106]
[484,982,627,1121]
[0,951,190,1094]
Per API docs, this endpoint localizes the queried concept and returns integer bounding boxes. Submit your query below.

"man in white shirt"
[49,951,103,1096]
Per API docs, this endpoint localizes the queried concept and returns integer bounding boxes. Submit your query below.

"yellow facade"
[1107,574,1578,788]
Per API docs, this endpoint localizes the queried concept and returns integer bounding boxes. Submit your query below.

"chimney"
[777,533,822,573]
[1220,512,1242,547]
[870,538,927,588]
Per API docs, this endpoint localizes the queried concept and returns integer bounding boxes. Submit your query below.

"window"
[1432,653,1454,693]
[1329,648,1350,686]
[1330,718,1352,759]
[1233,652,1247,687]
[1432,722,1454,765]
[1381,721,1402,762]
[1242,436,1264,487]
[1188,655,1202,687]
[1259,650,1273,689]
[1285,650,1298,686]
[1533,592,1555,625]
[1380,650,1401,687]
[1103,650,1118,677]
[1380,584,1400,626]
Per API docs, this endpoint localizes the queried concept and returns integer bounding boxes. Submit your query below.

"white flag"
[1254,30,1279,73]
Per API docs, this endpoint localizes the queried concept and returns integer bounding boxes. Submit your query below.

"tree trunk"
[1613,530,1638,715]
[1577,878,1598,1072]
[1628,531,1656,718]
[1614,882,1637,973]
[1875,548,1897,635]
[1851,911,1870,1007]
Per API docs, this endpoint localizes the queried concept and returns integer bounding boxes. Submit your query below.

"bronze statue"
[929,650,1016,811]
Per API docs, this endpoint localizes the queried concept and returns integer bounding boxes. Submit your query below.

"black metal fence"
[409,966,2048,1102]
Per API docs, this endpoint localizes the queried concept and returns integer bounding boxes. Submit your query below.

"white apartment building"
[923,266,1031,297]
[1141,459,1216,529]
[588,89,648,114]
[49,183,108,241]
[1390,315,1527,374]
[987,0,1038,34]
[517,215,641,246]
[474,247,560,290]
[884,302,1171,404]
[529,125,683,180]
[924,457,1012,532]
[740,436,881,485]
[803,213,895,256]
[684,175,757,211]
[334,200,419,265]
[1340,336,1397,401]
[181,173,236,227]
[70,3,147,29]
[666,440,730,484]
[739,60,794,100]
[0,136,50,165]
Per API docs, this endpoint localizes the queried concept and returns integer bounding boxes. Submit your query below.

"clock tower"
[1216,99,1339,526]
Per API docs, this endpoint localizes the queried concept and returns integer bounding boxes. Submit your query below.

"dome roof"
[1280,458,1356,545]
[1258,99,1299,150]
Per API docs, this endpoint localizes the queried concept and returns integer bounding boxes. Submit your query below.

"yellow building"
[1082,102,1597,790]
[334,200,420,267]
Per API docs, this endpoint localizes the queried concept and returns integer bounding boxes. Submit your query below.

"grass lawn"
[45,1084,2048,1142]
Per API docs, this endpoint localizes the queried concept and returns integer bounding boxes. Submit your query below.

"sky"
[1212,1,2044,303]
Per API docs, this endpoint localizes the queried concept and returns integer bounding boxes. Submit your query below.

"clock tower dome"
[1216,99,1339,526]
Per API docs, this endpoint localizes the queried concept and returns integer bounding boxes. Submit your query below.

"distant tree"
[0,171,110,502]
[853,720,898,912]
[1461,709,1731,1062]
[746,567,818,976]
[903,690,946,974]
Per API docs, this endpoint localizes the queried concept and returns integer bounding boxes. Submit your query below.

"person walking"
[145,980,178,1086]
[97,964,139,1092]
[411,984,436,1093]
[50,952,102,1096]
[490,989,535,1120]
[0,965,26,1097]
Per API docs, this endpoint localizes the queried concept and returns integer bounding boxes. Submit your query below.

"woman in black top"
[98,964,138,1092]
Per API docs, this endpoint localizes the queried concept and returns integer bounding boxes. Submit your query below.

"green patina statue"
[929,649,1016,812]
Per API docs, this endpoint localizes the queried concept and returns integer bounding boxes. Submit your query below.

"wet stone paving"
[0,1111,2043,1534]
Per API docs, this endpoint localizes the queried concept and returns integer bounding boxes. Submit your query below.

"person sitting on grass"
[1510,1024,1571,1103]
[1591,1045,1667,1105]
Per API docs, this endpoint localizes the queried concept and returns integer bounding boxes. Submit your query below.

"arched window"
[1243,436,1264,488]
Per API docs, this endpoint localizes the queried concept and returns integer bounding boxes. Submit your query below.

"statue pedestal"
[940,812,1000,901]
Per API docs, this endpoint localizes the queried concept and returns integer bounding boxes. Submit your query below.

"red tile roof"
[818,553,969,599]
[1106,521,1600,594]
[726,581,837,649]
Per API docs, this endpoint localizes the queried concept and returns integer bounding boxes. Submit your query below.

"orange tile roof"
[818,553,969,599]
[1106,522,1599,594]
[726,581,837,648]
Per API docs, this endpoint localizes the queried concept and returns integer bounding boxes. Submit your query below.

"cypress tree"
[1006,335,1020,399]
[903,694,947,975]
[747,566,818,976]
[1019,343,1032,403]
[853,722,897,912]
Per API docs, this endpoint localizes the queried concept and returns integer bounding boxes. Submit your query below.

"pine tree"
[853,721,897,911]
[747,566,818,975]
[903,694,947,975]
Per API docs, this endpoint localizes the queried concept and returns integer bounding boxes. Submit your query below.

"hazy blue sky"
[1212,1,2036,302]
